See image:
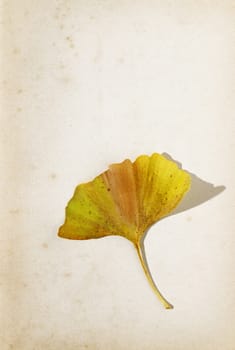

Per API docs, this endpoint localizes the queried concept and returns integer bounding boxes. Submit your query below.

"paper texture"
[1,1,235,349]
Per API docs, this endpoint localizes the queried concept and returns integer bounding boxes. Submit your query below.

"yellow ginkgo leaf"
[58,153,191,309]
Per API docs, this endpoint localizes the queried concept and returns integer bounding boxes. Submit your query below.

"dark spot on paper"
[17,107,22,112]
[186,216,192,222]
[118,57,125,63]
[17,89,23,94]
[9,209,20,215]
[42,243,48,249]
[30,163,37,170]
[8,250,14,258]
[64,272,71,278]
[65,36,75,49]
[50,173,57,180]
[61,76,71,84]
[107,188,110,191]
[12,48,21,55]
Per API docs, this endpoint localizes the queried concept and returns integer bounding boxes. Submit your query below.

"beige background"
[1,1,235,349]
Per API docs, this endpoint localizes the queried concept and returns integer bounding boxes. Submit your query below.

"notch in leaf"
[58,153,191,309]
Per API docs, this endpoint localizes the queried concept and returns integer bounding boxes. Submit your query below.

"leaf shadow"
[162,152,225,217]
[138,152,225,307]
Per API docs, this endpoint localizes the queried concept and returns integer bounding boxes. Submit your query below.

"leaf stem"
[135,242,173,309]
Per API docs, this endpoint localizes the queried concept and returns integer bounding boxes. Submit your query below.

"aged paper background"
[1,1,235,349]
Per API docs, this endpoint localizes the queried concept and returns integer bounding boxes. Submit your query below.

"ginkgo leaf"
[58,153,191,309]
